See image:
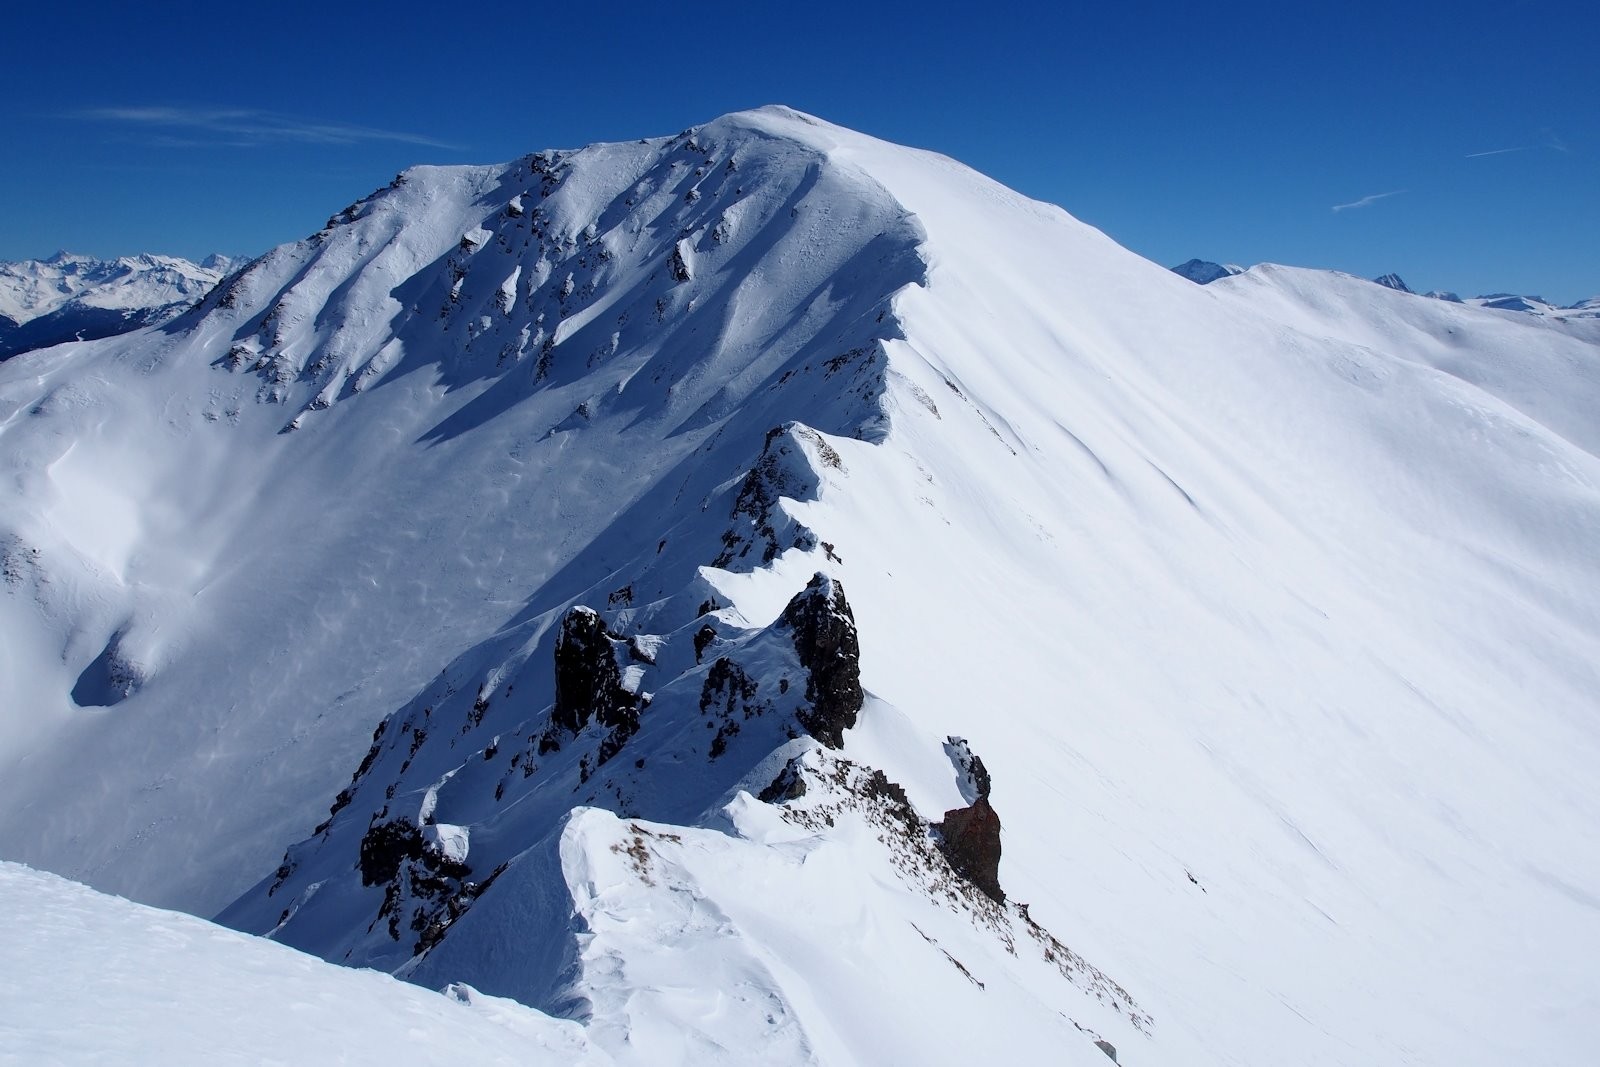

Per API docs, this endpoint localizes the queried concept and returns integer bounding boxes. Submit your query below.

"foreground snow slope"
[0,861,606,1066]
[2,107,1598,1065]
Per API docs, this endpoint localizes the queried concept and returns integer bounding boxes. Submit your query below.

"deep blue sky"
[4,1,1594,302]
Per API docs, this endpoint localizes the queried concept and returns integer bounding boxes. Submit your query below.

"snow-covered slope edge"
[1182,258,1600,337]
[3,107,1598,1066]
[0,861,607,1065]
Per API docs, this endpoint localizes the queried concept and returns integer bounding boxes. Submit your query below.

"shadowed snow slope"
[2,107,1598,1066]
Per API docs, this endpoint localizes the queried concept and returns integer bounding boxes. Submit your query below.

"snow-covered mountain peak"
[191,109,933,434]
[3,109,1598,1066]
[1170,258,1244,284]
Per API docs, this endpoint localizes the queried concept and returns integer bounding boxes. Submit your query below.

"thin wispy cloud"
[1331,190,1405,213]
[75,106,460,150]
[1467,132,1568,159]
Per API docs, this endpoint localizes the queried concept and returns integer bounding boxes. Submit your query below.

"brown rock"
[938,796,1004,903]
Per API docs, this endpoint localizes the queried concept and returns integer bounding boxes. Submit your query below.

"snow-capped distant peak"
[1170,258,1244,284]
[1372,272,1412,293]
[0,251,233,324]
[1450,291,1600,323]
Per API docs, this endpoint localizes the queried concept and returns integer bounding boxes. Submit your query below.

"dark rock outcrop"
[713,424,821,569]
[549,606,641,763]
[937,796,1004,904]
[356,815,496,954]
[699,656,765,759]
[358,817,429,887]
[693,624,717,664]
[937,738,1004,902]
[758,757,809,803]
[780,573,861,749]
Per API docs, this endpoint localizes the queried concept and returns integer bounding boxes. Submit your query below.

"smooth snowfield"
[2,107,1598,1065]
[0,861,605,1066]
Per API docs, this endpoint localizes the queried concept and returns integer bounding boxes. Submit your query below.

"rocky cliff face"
[937,736,1003,902]
[546,606,643,767]
[781,573,862,749]
[938,797,1005,903]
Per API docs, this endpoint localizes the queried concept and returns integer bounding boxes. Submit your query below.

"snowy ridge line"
[195,107,1153,1060]
[1174,258,1600,327]
[203,132,1152,1048]
[220,384,1146,1059]
[3,106,1598,1066]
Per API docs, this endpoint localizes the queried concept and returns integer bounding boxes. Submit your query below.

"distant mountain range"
[1172,259,1600,322]
[0,251,239,359]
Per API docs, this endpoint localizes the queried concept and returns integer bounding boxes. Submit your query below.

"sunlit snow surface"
[0,862,606,1066]
[2,107,1598,1065]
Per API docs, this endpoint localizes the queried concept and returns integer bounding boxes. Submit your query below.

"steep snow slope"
[0,252,235,359]
[2,107,1598,1065]
[0,861,606,1065]
[1,113,926,915]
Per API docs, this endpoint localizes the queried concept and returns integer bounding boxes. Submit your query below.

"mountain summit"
[1169,257,1242,284]
[2,107,1597,1066]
